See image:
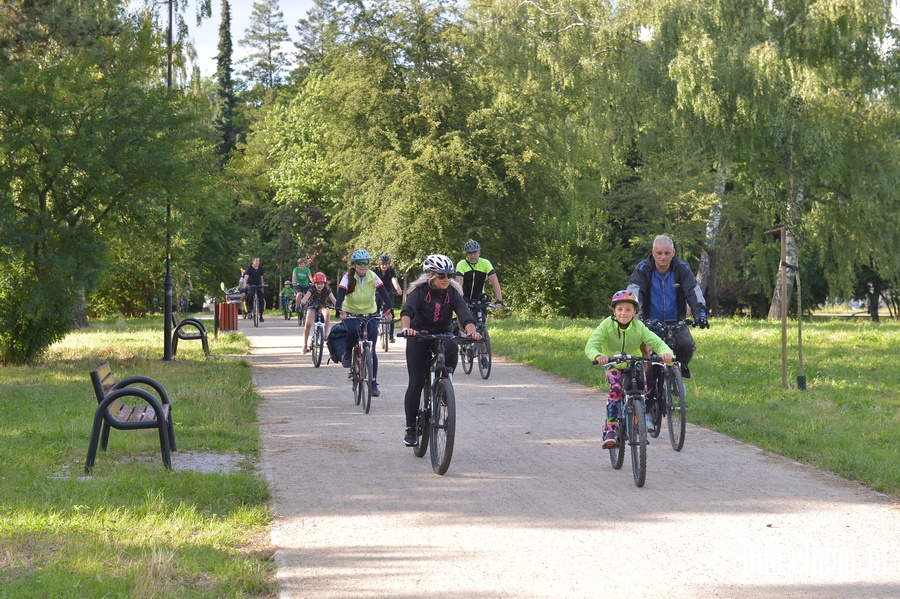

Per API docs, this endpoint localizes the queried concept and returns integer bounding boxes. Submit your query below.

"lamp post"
[163,0,174,361]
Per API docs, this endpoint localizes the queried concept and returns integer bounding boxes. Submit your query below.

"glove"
[697,310,709,329]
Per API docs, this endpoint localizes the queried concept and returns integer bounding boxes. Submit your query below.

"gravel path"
[244,317,900,599]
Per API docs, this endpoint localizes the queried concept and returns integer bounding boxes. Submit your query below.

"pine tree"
[238,0,291,90]
[214,0,236,159]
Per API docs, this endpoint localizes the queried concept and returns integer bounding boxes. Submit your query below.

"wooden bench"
[172,312,209,357]
[84,362,177,473]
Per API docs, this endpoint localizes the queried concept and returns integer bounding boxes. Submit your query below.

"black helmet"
[379,254,391,264]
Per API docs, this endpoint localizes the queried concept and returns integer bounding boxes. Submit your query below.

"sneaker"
[370,381,380,397]
[602,428,617,449]
[681,364,691,378]
[480,356,489,369]
[403,427,416,446]
[303,346,309,354]
[259,316,265,322]
[389,336,396,343]
[341,355,351,368]
[645,414,655,433]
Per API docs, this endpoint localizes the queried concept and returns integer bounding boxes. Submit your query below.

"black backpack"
[326,322,347,363]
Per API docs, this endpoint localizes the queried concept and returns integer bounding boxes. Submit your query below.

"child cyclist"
[298,272,337,353]
[585,290,674,448]
[280,281,295,314]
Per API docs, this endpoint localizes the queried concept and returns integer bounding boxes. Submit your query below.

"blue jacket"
[627,253,706,321]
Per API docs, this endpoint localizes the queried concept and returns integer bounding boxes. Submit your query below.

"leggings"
[605,365,646,425]
[403,337,459,427]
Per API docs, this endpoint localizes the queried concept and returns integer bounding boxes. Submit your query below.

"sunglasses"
[355,261,370,266]
[433,273,451,279]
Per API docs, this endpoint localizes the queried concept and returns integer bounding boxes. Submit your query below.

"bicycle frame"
[345,313,379,414]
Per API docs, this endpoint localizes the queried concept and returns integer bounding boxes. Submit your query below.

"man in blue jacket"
[627,235,709,377]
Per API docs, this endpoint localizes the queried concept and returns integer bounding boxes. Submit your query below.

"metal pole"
[163,0,174,361]
[780,230,787,388]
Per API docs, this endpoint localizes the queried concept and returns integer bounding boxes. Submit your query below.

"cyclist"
[374,254,403,342]
[292,258,313,311]
[242,256,265,322]
[585,290,673,448]
[454,239,503,304]
[399,254,482,447]
[298,272,337,353]
[627,235,709,379]
[336,250,394,397]
[280,280,295,314]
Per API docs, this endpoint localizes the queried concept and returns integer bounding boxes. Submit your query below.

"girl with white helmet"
[398,254,482,447]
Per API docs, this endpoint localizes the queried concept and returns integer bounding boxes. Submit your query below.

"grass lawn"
[0,317,277,597]
[488,314,900,497]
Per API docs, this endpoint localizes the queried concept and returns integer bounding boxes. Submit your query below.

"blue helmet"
[464,239,481,253]
[350,249,371,263]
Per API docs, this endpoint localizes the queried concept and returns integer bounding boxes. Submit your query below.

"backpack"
[326,322,347,363]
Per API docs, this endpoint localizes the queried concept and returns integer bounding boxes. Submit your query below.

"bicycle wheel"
[608,415,626,469]
[253,295,259,327]
[667,368,687,452]
[460,341,474,374]
[477,327,492,379]
[413,402,429,458]
[429,378,456,475]
[629,398,648,488]
[352,348,362,406]
[312,326,324,368]
[360,345,373,414]
[381,321,389,352]
[648,380,662,439]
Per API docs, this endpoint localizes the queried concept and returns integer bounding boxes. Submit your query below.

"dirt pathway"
[243,316,900,599]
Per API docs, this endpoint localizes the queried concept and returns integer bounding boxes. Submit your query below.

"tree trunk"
[697,164,725,307]
[767,230,798,319]
[868,280,881,322]
[72,289,89,328]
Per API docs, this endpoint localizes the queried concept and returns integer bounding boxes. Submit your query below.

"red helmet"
[312,272,327,283]
[610,290,640,309]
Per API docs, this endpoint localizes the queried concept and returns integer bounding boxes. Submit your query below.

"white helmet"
[422,254,455,274]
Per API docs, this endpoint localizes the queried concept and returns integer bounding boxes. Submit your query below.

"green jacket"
[584,317,673,369]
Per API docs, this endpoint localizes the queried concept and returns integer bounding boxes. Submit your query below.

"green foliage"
[505,215,626,318]
[489,315,900,496]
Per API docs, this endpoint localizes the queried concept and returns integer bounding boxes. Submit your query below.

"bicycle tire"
[609,414,626,470]
[429,378,456,475]
[381,321,389,353]
[361,345,373,414]
[477,327,492,379]
[667,368,687,452]
[629,398,648,487]
[352,348,362,406]
[460,342,474,374]
[298,306,304,326]
[253,295,259,327]
[648,383,662,439]
[413,402,429,458]
[312,326,324,368]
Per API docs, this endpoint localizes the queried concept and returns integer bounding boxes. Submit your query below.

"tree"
[0,1,218,361]
[238,0,292,91]
[214,0,237,159]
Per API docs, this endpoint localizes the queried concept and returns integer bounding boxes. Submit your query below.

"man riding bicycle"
[242,256,266,322]
[454,240,503,306]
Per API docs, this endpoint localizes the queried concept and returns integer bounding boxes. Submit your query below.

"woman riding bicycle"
[336,250,394,397]
[399,254,482,447]
[585,290,673,448]
[298,272,337,353]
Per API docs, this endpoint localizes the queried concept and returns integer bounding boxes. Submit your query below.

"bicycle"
[344,313,380,414]
[246,284,267,327]
[400,331,457,475]
[307,303,334,368]
[458,297,500,379]
[594,354,657,488]
[644,319,693,451]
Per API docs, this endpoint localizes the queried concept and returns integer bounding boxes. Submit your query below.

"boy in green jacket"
[585,290,674,448]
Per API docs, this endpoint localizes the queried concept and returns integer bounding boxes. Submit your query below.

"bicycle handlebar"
[645,318,695,329]
[592,354,665,366]
[398,330,458,341]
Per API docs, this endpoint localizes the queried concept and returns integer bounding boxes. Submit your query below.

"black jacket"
[401,285,475,333]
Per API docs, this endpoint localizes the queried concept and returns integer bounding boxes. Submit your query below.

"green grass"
[489,315,900,496]
[0,317,277,597]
